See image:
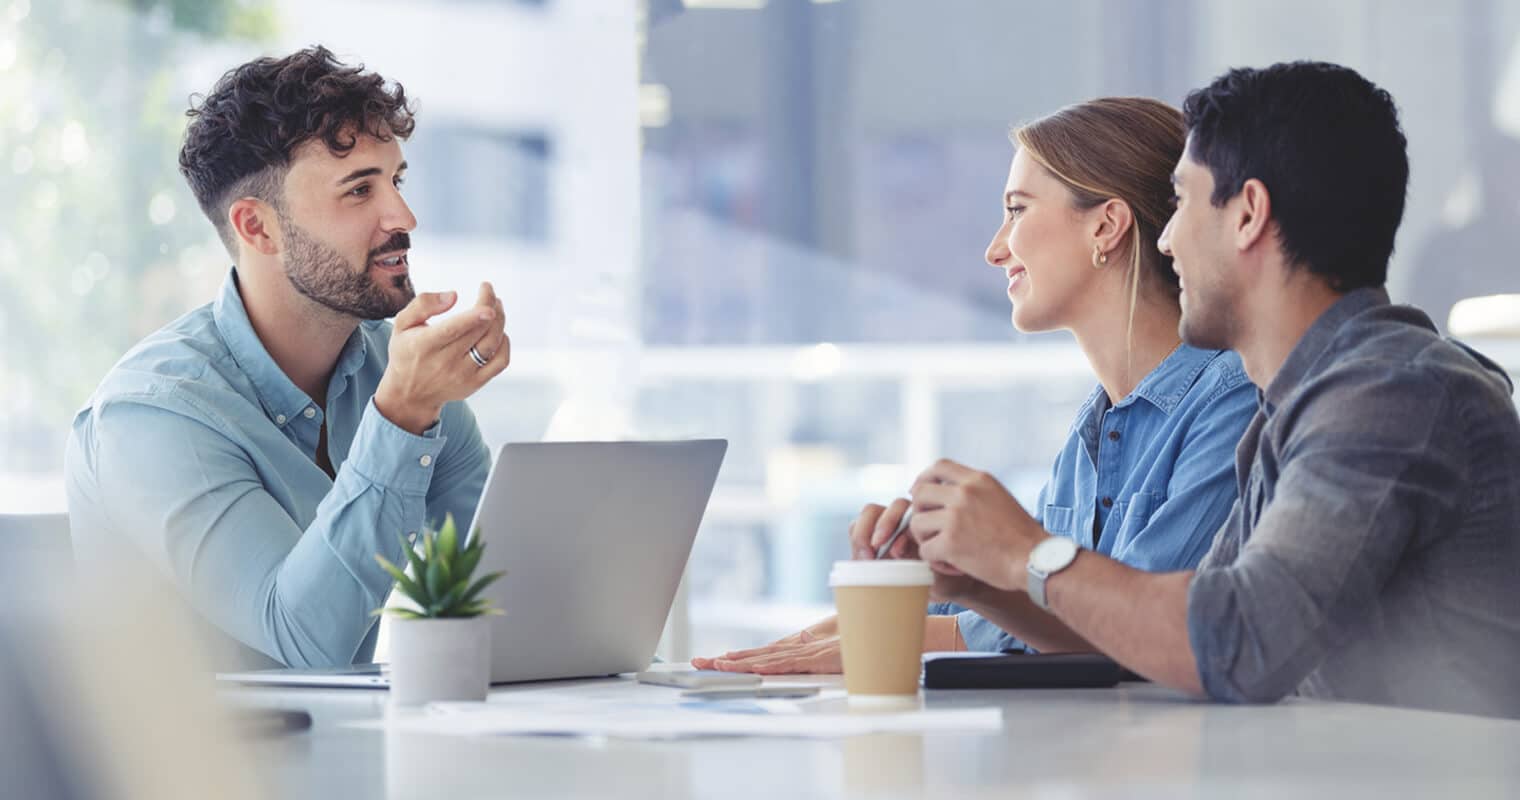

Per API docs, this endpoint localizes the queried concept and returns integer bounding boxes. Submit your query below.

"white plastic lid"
[828,559,933,587]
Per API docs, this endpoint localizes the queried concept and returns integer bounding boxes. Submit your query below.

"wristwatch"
[1027,536,1080,610]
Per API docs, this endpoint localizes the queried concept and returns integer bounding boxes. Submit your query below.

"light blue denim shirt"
[65,269,491,669]
[931,344,1256,651]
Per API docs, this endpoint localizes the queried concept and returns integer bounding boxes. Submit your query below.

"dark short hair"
[178,45,416,254]
[1182,61,1408,291]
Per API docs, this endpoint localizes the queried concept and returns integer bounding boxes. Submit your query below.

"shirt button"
[1102,497,1114,508]
[1107,430,1120,441]
[275,414,287,425]
[419,454,433,467]
[303,407,317,419]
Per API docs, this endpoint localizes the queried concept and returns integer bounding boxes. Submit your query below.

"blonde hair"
[1013,97,1185,379]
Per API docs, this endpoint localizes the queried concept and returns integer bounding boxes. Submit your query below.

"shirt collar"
[330,314,371,396]
[1124,343,1220,415]
[1263,287,1390,410]
[1069,343,1220,460]
[212,267,368,425]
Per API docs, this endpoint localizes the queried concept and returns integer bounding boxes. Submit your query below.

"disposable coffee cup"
[829,560,933,706]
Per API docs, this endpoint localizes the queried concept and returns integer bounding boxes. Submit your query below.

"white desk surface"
[224,673,1520,799]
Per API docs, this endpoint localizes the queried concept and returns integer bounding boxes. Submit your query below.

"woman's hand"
[690,617,842,674]
[849,498,919,560]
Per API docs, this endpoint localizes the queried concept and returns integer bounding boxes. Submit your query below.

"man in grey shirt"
[881,61,1520,718]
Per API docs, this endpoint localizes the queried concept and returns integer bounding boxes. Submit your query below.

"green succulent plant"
[373,514,505,619]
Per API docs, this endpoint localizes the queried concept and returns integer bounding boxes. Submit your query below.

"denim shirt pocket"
[1042,504,1075,536]
[1112,490,1166,546]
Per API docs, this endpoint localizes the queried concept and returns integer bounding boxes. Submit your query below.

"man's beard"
[1178,279,1237,352]
[281,215,414,320]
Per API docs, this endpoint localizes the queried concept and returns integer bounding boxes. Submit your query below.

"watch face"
[1030,536,1079,572]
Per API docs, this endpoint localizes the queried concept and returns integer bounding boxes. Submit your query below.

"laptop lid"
[470,439,726,684]
[217,438,726,690]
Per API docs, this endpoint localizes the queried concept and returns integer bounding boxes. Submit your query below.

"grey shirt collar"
[1263,287,1391,411]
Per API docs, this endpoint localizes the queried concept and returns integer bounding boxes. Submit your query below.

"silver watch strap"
[1028,566,1051,610]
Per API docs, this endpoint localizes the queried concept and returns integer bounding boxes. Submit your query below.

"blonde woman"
[695,98,1257,673]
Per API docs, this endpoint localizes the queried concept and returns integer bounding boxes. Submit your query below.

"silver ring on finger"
[468,345,489,368]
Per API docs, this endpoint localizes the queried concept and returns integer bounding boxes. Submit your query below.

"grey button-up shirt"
[1188,287,1520,718]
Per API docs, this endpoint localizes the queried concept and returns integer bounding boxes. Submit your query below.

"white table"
[224,675,1520,799]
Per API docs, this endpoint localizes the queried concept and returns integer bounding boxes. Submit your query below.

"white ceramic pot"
[387,616,492,707]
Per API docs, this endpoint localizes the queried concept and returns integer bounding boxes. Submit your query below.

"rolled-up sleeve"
[1186,366,1462,703]
[91,396,450,668]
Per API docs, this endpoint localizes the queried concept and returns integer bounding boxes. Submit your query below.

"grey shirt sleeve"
[1186,363,1465,703]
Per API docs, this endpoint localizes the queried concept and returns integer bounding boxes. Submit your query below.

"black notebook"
[921,651,1144,689]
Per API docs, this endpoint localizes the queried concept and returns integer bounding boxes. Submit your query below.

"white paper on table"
[353,693,1002,740]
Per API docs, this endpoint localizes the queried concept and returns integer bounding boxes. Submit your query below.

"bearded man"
[66,46,509,669]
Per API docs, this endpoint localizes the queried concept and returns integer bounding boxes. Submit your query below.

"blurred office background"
[3,0,1519,659]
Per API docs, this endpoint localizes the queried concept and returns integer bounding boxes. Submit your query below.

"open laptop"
[217,439,727,688]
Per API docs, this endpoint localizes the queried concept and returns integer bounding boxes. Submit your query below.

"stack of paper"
[356,691,1002,740]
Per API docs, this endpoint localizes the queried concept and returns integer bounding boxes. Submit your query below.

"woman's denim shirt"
[930,344,1256,652]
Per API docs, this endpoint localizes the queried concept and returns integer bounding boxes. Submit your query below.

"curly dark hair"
[178,45,417,254]
[1182,61,1408,291]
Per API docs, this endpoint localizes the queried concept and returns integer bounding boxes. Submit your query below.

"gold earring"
[1092,245,1107,268]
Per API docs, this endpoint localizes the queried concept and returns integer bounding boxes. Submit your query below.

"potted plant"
[374,514,504,706]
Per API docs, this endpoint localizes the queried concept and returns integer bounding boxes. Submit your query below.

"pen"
[873,506,913,560]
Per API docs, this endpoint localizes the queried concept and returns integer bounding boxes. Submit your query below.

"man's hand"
[908,459,1045,592]
[374,282,510,434]
[465,282,509,378]
[690,618,842,674]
